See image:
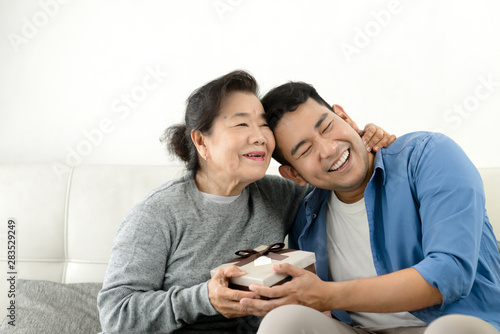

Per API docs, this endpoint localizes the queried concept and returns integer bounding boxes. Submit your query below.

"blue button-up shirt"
[289,132,500,330]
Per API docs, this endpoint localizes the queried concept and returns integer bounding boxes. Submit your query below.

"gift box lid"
[210,244,316,287]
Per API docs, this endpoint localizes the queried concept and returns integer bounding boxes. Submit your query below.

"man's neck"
[334,152,375,204]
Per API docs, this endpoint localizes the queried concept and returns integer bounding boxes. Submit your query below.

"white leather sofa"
[0,164,499,332]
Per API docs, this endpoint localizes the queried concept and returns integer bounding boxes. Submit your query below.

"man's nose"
[318,137,338,159]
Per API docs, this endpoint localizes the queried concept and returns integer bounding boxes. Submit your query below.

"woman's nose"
[250,126,266,145]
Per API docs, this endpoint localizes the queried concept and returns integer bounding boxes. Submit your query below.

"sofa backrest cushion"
[0,164,498,287]
[0,164,184,284]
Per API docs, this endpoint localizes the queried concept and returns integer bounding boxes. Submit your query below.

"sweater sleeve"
[97,201,218,333]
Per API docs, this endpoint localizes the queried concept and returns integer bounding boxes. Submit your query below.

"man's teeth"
[329,150,349,171]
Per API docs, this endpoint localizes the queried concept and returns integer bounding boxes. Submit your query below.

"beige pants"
[257,305,499,334]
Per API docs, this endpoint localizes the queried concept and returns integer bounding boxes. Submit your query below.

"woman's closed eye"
[236,123,270,128]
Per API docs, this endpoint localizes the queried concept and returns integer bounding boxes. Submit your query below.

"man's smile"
[328,149,350,172]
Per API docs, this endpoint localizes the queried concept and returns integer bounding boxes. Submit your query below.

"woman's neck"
[194,169,249,196]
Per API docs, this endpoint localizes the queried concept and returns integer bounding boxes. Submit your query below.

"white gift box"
[210,243,316,290]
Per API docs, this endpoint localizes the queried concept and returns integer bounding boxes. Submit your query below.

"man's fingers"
[248,281,292,299]
[217,297,259,318]
[240,296,282,316]
[216,288,261,318]
[247,264,304,298]
[230,288,259,302]
[248,284,274,297]
[272,263,304,276]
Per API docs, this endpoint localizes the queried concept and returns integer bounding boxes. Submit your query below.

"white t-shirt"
[200,191,240,204]
[326,191,426,330]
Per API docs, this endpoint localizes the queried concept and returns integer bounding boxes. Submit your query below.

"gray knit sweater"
[98,173,309,333]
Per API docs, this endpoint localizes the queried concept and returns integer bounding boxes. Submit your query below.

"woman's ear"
[191,130,207,160]
[333,104,360,134]
[278,165,308,186]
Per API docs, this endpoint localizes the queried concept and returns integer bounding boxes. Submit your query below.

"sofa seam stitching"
[62,166,74,283]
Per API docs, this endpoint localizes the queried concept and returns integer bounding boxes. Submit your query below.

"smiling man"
[240,82,500,334]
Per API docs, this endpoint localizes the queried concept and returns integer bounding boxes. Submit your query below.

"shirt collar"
[303,186,330,215]
[371,150,387,185]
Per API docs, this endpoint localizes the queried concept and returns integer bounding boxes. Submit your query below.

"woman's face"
[203,91,275,187]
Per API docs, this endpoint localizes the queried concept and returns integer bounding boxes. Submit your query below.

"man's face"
[273,98,372,197]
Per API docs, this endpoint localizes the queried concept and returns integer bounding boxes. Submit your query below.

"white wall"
[1,0,499,173]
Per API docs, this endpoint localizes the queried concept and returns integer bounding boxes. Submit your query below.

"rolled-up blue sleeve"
[410,133,485,308]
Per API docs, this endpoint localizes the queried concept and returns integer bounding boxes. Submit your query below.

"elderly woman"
[97,70,394,333]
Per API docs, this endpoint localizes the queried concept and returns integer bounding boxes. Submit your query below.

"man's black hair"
[261,81,333,166]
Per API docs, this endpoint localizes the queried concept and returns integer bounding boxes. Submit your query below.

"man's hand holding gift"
[209,243,317,318]
[240,263,329,317]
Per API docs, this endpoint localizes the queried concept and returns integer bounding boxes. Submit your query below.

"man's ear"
[191,130,207,159]
[333,104,360,134]
[278,165,308,186]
